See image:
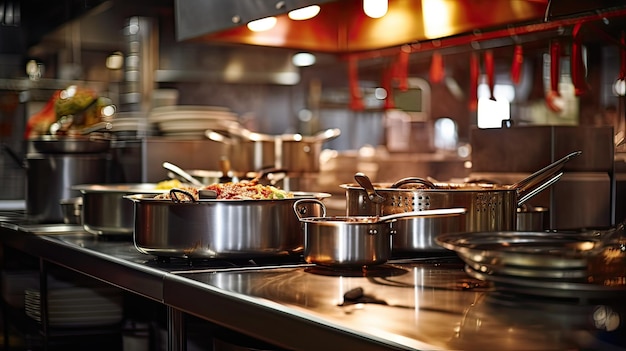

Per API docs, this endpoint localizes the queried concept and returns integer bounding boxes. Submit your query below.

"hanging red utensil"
[545,40,563,112]
[382,63,395,110]
[618,32,626,80]
[550,40,561,96]
[571,41,585,96]
[348,56,365,111]
[511,44,523,85]
[484,50,496,101]
[571,23,586,96]
[469,52,479,111]
[429,51,444,84]
[396,47,410,91]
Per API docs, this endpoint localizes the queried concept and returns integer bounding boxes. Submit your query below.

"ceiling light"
[292,52,316,67]
[247,17,277,32]
[288,5,320,20]
[363,0,388,19]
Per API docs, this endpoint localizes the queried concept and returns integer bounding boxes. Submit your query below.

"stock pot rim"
[340,183,512,191]
[124,191,332,203]
[29,135,112,153]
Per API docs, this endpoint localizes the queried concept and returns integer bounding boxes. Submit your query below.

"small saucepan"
[293,199,466,267]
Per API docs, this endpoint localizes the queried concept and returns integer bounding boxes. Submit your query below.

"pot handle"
[169,188,198,203]
[293,199,326,220]
[312,128,341,142]
[205,130,235,144]
[517,172,563,207]
[390,177,436,189]
[354,172,385,203]
[510,150,581,192]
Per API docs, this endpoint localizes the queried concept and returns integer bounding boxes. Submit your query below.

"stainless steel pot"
[294,199,466,267]
[26,153,108,223]
[342,151,580,234]
[517,205,549,231]
[279,128,341,172]
[3,138,111,224]
[206,128,340,173]
[72,184,167,235]
[125,192,331,258]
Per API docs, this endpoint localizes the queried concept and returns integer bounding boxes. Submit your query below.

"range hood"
[174,0,626,54]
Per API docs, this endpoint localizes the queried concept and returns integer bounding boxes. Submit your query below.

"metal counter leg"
[167,306,186,351]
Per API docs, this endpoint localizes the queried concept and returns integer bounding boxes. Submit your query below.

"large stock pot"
[342,151,581,247]
[125,191,330,258]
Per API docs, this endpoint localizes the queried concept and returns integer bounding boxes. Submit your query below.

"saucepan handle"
[293,199,326,220]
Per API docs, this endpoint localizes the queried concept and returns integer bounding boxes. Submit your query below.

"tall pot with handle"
[26,152,108,223]
[342,151,581,248]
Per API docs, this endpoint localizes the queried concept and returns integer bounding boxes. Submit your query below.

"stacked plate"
[109,112,152,138]
[436,229,626,299]
[149,105,240,139]
[24,286,123,328]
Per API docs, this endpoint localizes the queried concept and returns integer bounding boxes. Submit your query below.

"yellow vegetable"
[155,179,183,190]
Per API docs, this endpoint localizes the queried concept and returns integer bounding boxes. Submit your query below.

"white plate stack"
[110,112,152,138]
[149,105,240,140]
[24,286,124,328]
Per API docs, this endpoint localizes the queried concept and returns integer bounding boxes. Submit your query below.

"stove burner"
[304,264,409,278]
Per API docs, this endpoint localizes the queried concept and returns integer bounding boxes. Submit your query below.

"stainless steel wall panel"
[470,126,553,173]
[549,172,612,229]
[553,126,614,172]
[141,138,229,183]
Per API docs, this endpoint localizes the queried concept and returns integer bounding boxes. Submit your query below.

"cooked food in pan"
[204,179,293,200]
[154,179,293,201]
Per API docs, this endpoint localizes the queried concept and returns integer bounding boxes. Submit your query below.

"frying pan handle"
[293,199,326,220]
[390,177,436,189]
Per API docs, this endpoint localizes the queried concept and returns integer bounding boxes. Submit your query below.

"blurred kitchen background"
[0,0,625,228]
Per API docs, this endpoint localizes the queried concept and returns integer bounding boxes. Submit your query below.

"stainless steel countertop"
[1,221,625,351]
